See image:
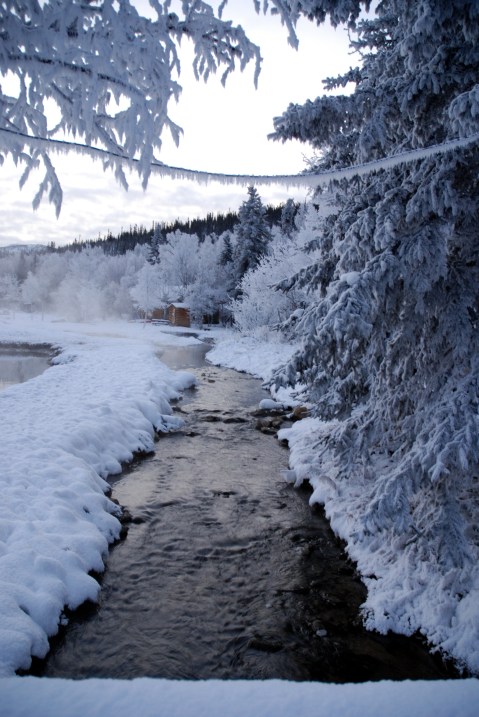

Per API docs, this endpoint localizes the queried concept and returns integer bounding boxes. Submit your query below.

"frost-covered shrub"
[231,204,322,334]
[129,262,166,318]
[12,246,145,319]
[183,236,230,323]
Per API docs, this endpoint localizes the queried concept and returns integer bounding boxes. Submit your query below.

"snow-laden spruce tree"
[147,225,165,266]
[280,198,299,239]
[219,233,234,267]
[233,185,272,287]
[269,1,479,670]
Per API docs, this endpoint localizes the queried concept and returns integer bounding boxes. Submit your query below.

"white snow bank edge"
[1,676,478,717]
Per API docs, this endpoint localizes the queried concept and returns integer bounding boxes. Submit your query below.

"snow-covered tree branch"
[0,0,261,214]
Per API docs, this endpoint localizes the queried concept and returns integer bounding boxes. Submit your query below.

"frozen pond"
[0,346,51,391]
[32,344,457,682]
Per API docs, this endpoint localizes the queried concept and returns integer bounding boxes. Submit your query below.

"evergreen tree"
[215,232,236,301]
[219,233,234,266]
[269,0,479,668]
[234,186,272,285]
[280,198,299,238]
[147,224,163,265]
[231,206,321,335]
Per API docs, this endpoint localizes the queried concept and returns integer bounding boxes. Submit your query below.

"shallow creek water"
[35,343,456,682]
[0,345,51,391]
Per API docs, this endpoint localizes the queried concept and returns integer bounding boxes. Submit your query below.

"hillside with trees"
[0,188,296,323]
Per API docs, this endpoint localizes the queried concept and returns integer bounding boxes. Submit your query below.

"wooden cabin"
[151,307,167,321]
[167,303,191,328]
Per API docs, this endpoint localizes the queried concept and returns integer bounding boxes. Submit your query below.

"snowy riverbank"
[209,330,479,675]
[1,315,477,716]
[204,329,299,384]
[0,313,198,676]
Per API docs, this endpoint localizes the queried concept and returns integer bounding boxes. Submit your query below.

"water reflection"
[156,342,211,370]
[0,349,51,391]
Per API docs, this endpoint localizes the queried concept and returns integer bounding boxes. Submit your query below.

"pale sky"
[0,1,355,247]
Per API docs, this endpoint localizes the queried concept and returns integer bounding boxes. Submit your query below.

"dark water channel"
[35,343,457,682]
[0,345,51,391]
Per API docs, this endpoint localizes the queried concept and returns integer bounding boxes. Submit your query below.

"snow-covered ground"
[204,328,304,408]
[1,314,477,715]
[2,676,479,717]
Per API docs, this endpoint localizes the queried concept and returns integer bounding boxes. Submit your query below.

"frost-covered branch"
[0,0,261,212]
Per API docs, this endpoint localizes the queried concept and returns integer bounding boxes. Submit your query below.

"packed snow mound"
[0,315,196,675]
[259,398,284,410]
[207,332,297,383]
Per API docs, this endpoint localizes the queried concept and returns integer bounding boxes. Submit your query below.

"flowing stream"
[33,343,456,682]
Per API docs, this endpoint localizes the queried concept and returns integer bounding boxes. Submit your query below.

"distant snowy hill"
[0,243,49,253]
